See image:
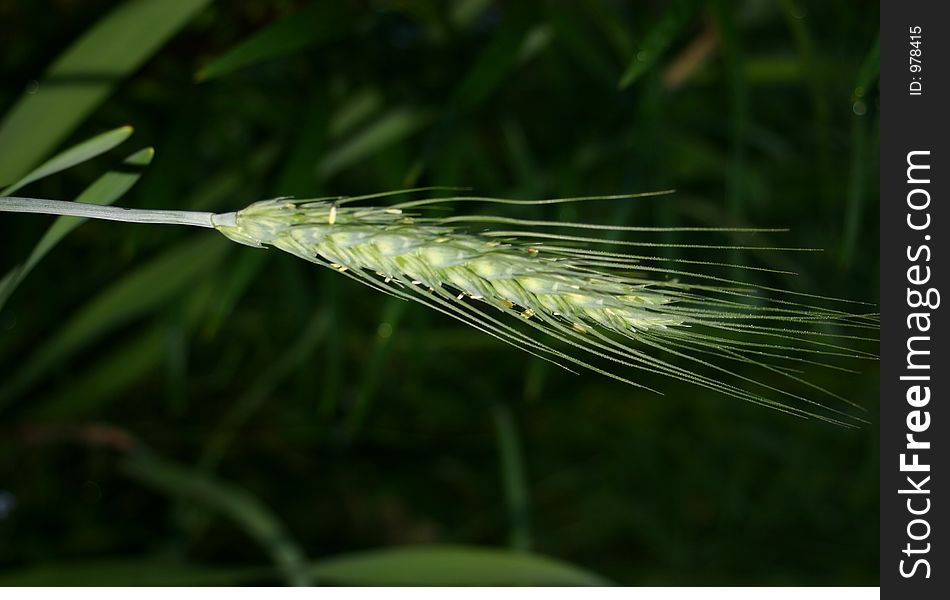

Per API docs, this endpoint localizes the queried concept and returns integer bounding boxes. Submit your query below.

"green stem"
[0,196,234,228]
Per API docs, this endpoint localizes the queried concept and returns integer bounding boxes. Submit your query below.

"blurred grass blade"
[202,251,270,336]
[317,107,432,178]
[779,0,831,190]
[31,326,165,419]
[121,453,312,586]
[0,147,154,311]
[0,125,133,195]
[712,0,749,229]
[840,35,879,266]
[0,561,267,586]
[451,18,527,112]
[310,545,608,586]
[0,544,607,586]
[546,6,620,86]
[0,236,229,405]
[492,403,532,551]
[32,252,266,419]
[346,299,408,435]
[450,0,494,29]
[0,0,211,186]
[581,0,635,59]
[328,88,382,139]
[618,0,699,89]
[199,311,331,472]
[196,2,357,82]
[853,35,881,95]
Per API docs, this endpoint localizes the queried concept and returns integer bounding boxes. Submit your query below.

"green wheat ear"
[0,189,878,426]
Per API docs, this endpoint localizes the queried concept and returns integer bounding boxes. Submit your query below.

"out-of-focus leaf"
[449,0,494,29]
[711,0,749,230]
[451,19,526,112]
[31,326,165,419]
[317,107,432,178]
[198,311,330,472]
[276,92,331,195]
[840,35,880,266]
[547,8,620,87]
[853,35,880,98]
[327,89,383,139]
[346,299,408,434]
[0,147,154,311]
[492,403,532,551]
[581,0,635,59]
[0,0,211,185]
[0,561,265,586]
[0,125,133,195]
[31,251,265,419]
[121,453,311,586]
[310,545,609,586]
[201,250,269,336]
[517,24,555,63]
[0,545,607,586]
[618,0,700,89]
[778,0,831,179]
[0,236,230,405]
[743,57,804,83]
[195,2,358,82]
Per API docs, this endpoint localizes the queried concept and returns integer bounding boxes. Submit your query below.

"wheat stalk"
[0,190,878,425]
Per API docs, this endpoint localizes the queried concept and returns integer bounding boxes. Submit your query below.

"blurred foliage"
[0,0,878,586]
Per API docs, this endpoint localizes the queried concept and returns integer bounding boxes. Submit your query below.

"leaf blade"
[617,0,700,89]
[0,146,154,311]
[195,2,357,82]
[310,545,609,586]
[0,235,230,405]
[317,107,432,178]
[121,454,312,586]
[0,0,212,185]
[0,125,133,195]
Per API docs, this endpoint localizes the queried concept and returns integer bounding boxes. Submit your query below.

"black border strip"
[881,1,947,596]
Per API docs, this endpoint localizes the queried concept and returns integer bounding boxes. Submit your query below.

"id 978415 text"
[909,26,922,96]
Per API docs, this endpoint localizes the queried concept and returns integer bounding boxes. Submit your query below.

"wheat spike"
[213,192,876,425]
[1,190,878,424]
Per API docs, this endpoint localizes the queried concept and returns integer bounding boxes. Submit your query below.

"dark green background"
[0,0,879,586]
